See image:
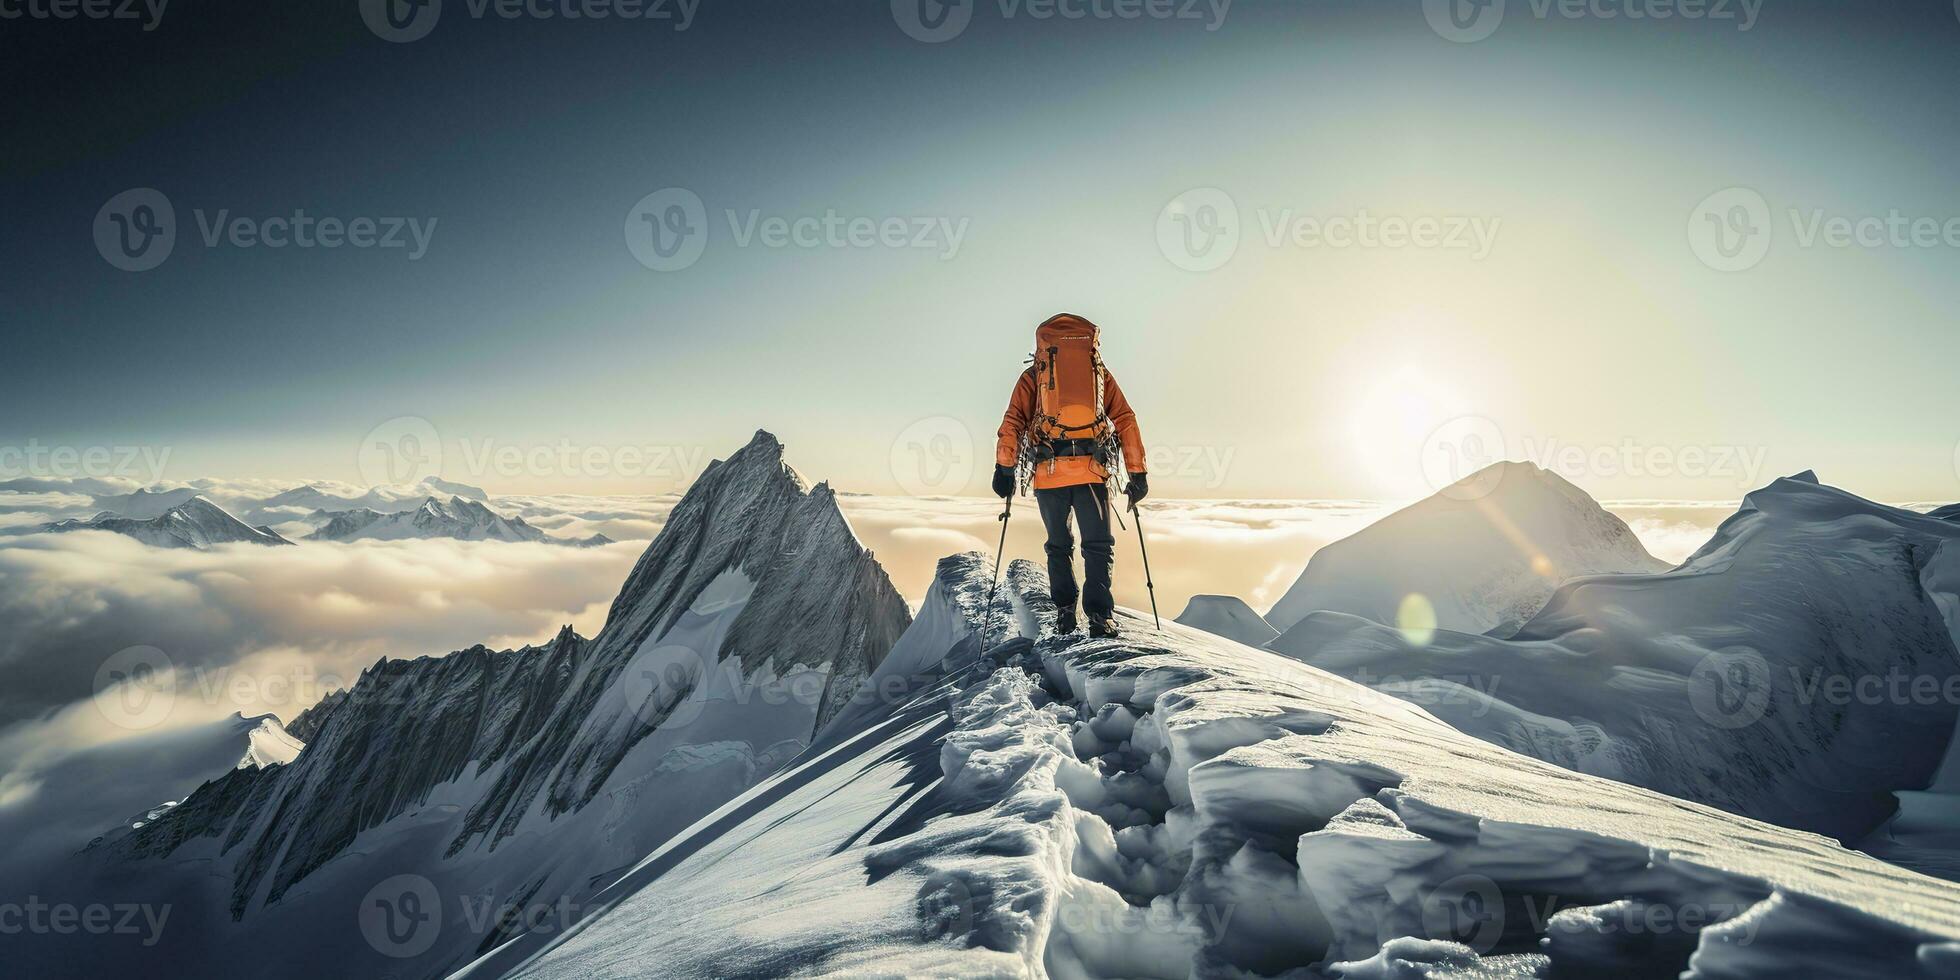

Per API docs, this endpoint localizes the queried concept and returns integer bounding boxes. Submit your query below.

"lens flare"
[1398,592,1438,646]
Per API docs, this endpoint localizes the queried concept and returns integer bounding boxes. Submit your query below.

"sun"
[1345,364,1470,499]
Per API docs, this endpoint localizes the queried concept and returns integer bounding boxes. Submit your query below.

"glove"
[1125,473,1148,508]
[991,465,1015,498]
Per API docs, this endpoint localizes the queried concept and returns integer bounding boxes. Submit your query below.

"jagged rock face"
[82,431,910,978]
[116,629,591,917]
[282,688,348,744]
[450,432,910,852]
[38,495,292,549]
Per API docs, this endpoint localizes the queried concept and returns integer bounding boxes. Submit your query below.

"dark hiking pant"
[1036,483,1116,619]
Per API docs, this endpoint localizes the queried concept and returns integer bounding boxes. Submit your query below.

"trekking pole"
[1130,496,1160,630]
[979,496,1012,648]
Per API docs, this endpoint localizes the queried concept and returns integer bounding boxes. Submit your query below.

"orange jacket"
[995,364,1147,490]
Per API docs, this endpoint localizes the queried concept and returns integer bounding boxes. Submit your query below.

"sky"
[5,0,1960,503]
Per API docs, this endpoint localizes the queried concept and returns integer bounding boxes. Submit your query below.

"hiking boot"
[1054,605,1078,634]
[1088,616,1119,639]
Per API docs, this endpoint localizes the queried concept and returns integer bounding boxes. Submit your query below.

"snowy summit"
[1265,461,1668,636]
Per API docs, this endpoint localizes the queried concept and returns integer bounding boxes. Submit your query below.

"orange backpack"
[1018,314,1124,477]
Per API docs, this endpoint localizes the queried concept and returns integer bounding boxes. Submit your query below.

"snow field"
[495,552,1960,979]
[1017,605,1960,978]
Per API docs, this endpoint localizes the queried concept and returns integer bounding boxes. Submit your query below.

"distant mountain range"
[16,487,610,550]
[306,495,612,546]
[251,478,490,522]
[35,496,292,549]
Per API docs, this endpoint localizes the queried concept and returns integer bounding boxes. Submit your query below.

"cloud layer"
[0,532,643,728]
[0,482,1742,734]
[833,493,1399,620]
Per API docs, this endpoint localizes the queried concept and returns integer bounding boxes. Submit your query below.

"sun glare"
[1345,364,1470,499]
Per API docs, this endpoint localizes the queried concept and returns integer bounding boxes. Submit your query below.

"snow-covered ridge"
[87,485,204,520]
[1271,471,1960,865]
[1265,461,1668,635]
[235,716,304,770]
[468,555,1960,980]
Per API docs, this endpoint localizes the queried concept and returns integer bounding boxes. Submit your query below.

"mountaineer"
[992,313,1147,638]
